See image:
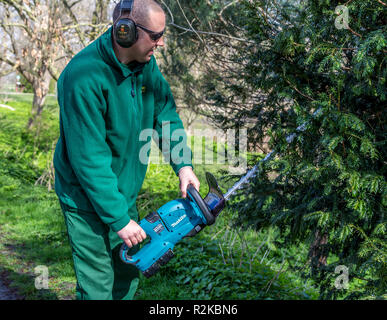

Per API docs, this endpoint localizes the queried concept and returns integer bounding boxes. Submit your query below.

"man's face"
[130,10,166,63]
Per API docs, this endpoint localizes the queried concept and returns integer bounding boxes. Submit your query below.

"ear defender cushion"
[114,18,138,48]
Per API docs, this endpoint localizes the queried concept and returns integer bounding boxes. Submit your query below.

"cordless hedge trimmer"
[120,109,321,277]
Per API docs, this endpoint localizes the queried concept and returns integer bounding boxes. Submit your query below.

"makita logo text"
[171,214,186,228]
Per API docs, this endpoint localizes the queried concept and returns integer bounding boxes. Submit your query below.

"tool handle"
[120,242,138,264]
[187,184,215,225]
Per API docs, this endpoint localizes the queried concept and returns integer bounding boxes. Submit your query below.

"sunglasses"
[136,23,165,42]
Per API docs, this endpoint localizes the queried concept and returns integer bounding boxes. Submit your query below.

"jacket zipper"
[131,74,139,193]
[131,76,135,97]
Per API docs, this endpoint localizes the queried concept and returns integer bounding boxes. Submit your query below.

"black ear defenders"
[113,0,138,48]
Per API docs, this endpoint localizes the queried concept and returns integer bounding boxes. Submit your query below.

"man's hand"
[178,166,200,198]
[117,220,147,248]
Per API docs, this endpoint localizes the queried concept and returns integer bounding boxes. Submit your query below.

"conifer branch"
[160,0,254,44]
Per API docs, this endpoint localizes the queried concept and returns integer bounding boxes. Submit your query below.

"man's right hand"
[117,220,147,248]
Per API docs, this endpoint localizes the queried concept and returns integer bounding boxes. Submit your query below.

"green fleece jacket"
[53,27,193,232]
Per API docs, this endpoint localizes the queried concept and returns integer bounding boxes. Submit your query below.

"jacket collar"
[97,26,147,78]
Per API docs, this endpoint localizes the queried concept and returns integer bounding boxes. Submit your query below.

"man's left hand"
[178,166,200,198]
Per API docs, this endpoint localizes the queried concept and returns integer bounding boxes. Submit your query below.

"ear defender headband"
[114,0,138,48]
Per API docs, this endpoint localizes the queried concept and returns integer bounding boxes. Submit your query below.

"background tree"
[0,0,64,129]
[158,0,255,133]
[0,0,113,130]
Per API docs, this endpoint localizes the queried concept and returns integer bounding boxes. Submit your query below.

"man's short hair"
[112,0,164,25]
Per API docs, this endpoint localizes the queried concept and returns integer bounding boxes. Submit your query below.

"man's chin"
[137,54,152,63]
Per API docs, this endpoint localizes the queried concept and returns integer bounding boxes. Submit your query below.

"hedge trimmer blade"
[224,108,322,201]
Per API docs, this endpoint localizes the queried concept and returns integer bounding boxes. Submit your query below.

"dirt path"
[0,273,23,300]
[0,280,18,300]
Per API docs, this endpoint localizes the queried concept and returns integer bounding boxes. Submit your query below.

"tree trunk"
[27,72,51,130]
[309,230,329,267]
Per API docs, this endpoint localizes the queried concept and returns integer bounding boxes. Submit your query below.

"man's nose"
[156,36,164,47]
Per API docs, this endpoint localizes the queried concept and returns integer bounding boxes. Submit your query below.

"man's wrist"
[178,166,193,176]
[110,214,131,233]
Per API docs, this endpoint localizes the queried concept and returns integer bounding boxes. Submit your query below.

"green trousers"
[59,201,140,300]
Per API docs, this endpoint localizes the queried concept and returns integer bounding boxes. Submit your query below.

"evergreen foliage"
[161,0,386,299]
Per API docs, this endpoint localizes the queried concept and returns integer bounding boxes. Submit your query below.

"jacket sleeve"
[59,68,131,232]
[152,58,193,175]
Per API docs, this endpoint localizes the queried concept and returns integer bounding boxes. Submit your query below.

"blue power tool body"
[120,172,225,278]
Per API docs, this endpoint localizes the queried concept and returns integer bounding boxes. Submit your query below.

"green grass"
[0,93,319,300]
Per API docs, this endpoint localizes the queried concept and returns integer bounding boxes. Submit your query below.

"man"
[53,0,200,300]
